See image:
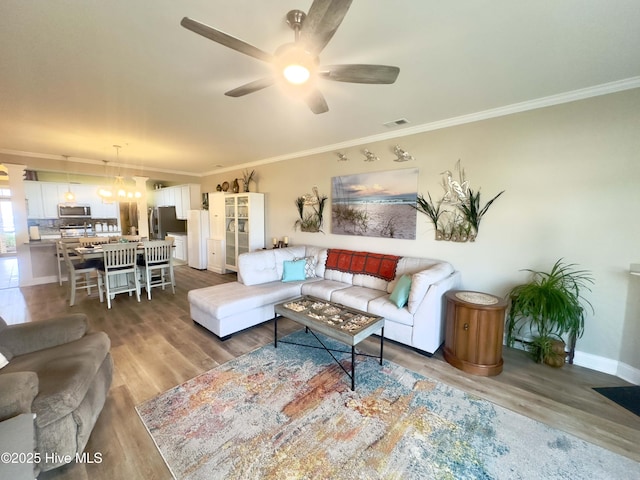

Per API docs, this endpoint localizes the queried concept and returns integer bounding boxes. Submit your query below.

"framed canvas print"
[331,168,418,239]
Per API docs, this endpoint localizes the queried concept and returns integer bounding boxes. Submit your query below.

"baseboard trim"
[616,362,640,385]
[573,350,640,384]
[19,275,58,287]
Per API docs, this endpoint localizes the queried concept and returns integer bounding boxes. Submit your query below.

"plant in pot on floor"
[505,259,594,367]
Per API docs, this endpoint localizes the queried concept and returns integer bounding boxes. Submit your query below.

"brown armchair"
[0,313,112,475]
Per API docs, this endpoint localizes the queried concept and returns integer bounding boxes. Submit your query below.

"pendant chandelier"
[61,155,76,202]
[97,145,142,202]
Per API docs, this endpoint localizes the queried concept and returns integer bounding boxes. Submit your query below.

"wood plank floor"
[1,265,637,479]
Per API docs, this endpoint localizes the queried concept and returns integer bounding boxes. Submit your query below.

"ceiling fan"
[180,0,400,114]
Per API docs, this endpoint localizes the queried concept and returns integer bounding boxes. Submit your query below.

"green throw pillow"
[389,274,412,308]
[282,259,307,282]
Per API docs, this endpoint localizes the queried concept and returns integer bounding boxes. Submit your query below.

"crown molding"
[204,76,640,175]
[4,77,639,177]
[0,149,203,178]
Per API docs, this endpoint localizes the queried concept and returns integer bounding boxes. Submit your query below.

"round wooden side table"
[443,290,508,376]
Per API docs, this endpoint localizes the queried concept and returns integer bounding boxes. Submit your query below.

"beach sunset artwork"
[331,168,418,239]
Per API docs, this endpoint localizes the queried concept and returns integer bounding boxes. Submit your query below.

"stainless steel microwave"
[58,204,91,218]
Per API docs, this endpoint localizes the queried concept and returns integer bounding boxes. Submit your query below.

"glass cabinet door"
[225,197,236,267]
[237,195,249,256]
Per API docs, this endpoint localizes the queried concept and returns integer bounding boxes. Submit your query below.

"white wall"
[204,88,640,379]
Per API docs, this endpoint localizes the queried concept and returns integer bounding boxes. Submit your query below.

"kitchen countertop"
[166,232,187,236]
[25,240,58,247]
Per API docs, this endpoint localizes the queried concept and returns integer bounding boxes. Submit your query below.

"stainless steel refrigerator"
[149,206,186,240]
[187,210,210,269]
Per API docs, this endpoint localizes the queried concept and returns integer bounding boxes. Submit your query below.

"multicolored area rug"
[136,330,640,480]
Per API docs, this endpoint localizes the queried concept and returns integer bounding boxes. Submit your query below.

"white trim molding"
[573,350,640,385]
[206,76,640,175]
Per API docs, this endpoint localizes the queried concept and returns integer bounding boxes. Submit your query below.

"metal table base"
[274,317,384,391]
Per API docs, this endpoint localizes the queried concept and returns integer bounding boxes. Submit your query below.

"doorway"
[0,188,16,256]
[0,187,18,289]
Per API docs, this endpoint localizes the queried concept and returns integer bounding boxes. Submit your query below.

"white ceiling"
[1,0,639,177]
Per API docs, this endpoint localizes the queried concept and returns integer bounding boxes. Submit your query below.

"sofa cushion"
[368,296,416,327]
[237,250,279,286]
[330,286,387,312]
[0,372,38,421]
[301,279,351,301]
[324,269,354,284]
[351,273,389,292]
[388,257,443,293]
[2,332,110,428]
[0,314,89,357]
[189,281,306,320]
[407,263,455,314]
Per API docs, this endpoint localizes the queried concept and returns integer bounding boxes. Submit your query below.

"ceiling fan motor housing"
[286,9,307,36]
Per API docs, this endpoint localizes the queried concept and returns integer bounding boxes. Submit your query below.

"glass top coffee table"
[274,295,385,391]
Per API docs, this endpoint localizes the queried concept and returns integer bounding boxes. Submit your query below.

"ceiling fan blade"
[305,89,329,114]
[319,64,400,84]
[225,77,275,97]
[181,17,273,63]
[300,0,353,54]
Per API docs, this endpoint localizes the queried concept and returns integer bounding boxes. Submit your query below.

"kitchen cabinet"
[70,184,95,205]
[207,238,225,274]
[220,193,264,272]
[168,234,187,262]
[25,181,66,219]
[208,192,226,239]
[24,181,46,219]
[41,183,63,218]
[25,181,64,219]
[154,184,201,219]
[24,181,119,220]
[91,199,119,219]
[443,290,508,376]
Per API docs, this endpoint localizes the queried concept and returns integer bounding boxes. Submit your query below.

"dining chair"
[56,238,80,285]
[140,240,175,300]
[60,242,99,306]
[164,236,176,287]
[97,243,141,309]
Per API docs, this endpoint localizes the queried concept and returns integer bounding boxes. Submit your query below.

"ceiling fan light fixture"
[275,43,317,87]
[283,64,311,85]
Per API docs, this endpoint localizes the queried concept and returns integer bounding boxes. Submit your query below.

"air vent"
[383,118,410,128]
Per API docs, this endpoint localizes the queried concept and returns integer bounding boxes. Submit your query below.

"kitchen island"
[22,240,60,285]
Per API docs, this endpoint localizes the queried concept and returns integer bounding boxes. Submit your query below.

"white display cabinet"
[214,193,264,272]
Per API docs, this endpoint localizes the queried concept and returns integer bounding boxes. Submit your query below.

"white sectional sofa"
[188,245,460,355]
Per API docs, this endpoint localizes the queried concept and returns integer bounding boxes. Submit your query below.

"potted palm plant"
[506,259,594,366]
